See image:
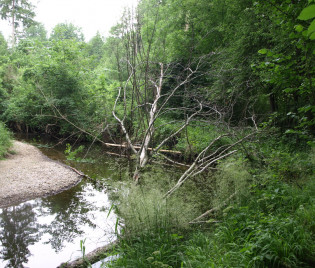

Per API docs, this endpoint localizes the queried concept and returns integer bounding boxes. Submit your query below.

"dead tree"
[111,7,213,180]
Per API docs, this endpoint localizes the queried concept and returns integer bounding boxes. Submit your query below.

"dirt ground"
[0,140,82,208]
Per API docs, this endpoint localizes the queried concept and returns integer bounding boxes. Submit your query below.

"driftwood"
[69,167,94,182]
[58,241,117,268]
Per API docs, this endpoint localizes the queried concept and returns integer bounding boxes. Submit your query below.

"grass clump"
[110,186,197,267]
[0,122,12,158]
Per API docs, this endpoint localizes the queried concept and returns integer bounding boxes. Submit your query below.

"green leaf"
[258,48,268,54]
[302,30,309,37]
[107,203,114,218]
[308,19,315,35]
[310,31,315,39]
[295,24,304,32]
[298,5,315,20]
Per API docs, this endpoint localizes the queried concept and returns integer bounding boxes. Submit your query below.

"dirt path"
[0,140,82,208]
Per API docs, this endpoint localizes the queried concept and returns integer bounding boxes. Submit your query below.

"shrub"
[0,122,12,158]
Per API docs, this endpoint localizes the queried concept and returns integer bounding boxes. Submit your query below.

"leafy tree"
[50,22,85,42]
[253,0,315,137]
[0,0,36,46]
[22,22,47,42]
[86,31,105,67]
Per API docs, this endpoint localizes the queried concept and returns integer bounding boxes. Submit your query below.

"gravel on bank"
[0,140,82,208]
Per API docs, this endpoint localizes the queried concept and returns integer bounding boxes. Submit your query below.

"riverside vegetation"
[0,0,315,267]
[0,121,12,158]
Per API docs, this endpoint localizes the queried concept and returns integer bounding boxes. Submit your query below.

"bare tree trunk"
[139,63,163,167]
[11,0,16,47]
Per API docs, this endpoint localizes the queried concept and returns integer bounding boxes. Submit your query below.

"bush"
[0,122,12,158]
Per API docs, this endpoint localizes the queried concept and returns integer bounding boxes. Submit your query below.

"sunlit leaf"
[294,24,304,32]
[298,5,315,20]
[258,48,268,54]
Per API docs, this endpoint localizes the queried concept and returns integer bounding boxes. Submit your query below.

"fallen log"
[58,241,117,268]
[102,142,182,155]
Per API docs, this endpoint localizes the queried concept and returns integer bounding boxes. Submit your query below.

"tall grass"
[0,122,12,158]
[109,186,197,267]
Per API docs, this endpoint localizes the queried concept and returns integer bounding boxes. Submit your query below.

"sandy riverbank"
[0,140,82,208]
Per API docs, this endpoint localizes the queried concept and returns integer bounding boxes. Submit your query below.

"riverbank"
[0,140,82,208]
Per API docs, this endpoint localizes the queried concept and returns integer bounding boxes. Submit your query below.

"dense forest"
[0,0,315,267]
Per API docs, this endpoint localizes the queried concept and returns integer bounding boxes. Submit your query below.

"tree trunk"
[11,0,16,47]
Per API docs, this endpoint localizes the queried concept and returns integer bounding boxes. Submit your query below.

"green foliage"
[253,0,315,135]
[212,157,253,207]
[64,143,94,163]
[175,123,231,157]
[183,178,315,267]
[85,32,105,68]
[265,149,314,182]
[0,122,12,158]
[117,186,193,236]
[22,23,47,42]
[50,23,84,42]
[298,4,315,40]
[64,143,85,161]
[298,4,315,20]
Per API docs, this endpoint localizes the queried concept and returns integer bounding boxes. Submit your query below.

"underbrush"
[183,178,315,267]
[107,136,315,268]
[0,122,12,158]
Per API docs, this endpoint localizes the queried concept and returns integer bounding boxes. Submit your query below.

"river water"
[0,138,127,268]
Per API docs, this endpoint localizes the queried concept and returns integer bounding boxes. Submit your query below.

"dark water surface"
[0,136,126,268]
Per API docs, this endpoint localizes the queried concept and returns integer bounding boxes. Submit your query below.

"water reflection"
[0,202,41,268]
[0,181,117,268]
[39,183,97,251]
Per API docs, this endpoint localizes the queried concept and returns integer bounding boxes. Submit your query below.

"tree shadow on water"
[0,202,41,268]
[39,182,99,252]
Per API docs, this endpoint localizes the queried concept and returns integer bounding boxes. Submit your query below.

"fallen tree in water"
[58,241,117,268]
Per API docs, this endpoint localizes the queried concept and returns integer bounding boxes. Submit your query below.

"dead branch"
[165,133,256,197]
[153,101,203,154]
[189,191,237,224]
[69,167,94,182]
[156,152,190,167]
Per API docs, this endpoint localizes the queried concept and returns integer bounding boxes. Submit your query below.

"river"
[0,137,127,267]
